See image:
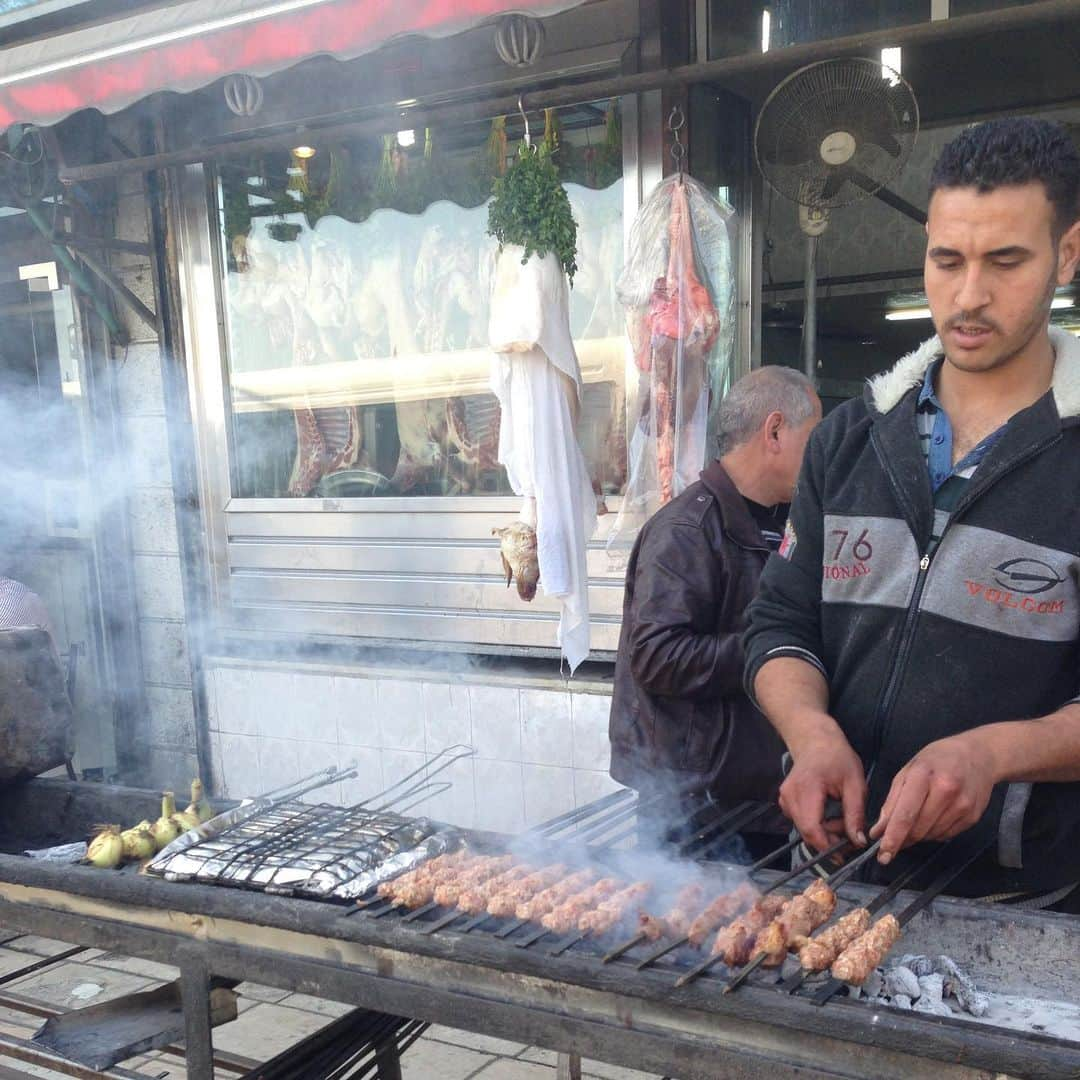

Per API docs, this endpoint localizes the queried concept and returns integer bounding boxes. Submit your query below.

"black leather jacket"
[608,462,786,807]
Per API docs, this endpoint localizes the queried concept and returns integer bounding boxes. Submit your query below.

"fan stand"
[798,202,829,377]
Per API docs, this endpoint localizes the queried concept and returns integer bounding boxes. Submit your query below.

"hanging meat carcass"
[608,175,736,559]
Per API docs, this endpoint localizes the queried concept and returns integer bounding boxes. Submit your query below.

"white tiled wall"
[207,663,621,829]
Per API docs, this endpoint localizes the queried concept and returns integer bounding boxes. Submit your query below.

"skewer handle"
[549,931,588,956]
[764,836,849,893]
[602,931,647,963]
[636,935,689,970]
[674,951,724,988]
[723,950,770,994]
[516,927,550,949]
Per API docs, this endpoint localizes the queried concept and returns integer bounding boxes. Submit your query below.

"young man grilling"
[745,117,1080,907]
[609,367,821,854]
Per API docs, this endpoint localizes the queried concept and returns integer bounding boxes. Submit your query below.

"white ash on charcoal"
[852,955,989,1017]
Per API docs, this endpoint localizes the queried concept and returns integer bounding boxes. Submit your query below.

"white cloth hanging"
[490,245,596,673]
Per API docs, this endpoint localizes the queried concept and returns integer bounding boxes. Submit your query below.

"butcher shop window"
[215,103,627,500]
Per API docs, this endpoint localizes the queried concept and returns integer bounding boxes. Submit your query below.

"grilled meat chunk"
[486,864,569,918]
[686,881,759,948]
[541,878,622,935]
[578,882,652,936]
[710,894,787,966]
[831,914,902,985]
[798,908,871,972]
[432,855,516,907]
[638,883,706,941]
[516,868,596,922]
[457,864,535,914]
[756,882,837,968]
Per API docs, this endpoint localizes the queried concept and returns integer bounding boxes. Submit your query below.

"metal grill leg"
[178,958,215,1080]
[556,1051,582,1080]
[375,1039,403,1080]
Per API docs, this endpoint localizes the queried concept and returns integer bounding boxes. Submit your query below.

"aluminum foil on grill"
[147,800,445,898]
[330,831,463,900]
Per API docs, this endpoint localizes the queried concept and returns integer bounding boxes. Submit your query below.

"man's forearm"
[974,704,1080,784]
[753,656,839,757]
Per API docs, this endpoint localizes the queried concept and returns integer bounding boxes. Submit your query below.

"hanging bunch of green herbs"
[487,140,578,285]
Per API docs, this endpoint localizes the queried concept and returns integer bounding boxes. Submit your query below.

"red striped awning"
[0,0,587,129]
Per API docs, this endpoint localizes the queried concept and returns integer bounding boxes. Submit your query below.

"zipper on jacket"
[870,549,931,763]
[868,433,1059,767]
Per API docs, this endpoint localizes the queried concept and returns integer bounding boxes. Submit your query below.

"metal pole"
[178,958,215,1080]
[556,1052,582,1080]
[803,234,817,378]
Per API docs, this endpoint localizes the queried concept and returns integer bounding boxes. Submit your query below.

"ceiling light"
[761,8,771,53]
[396,129,415,148]
[886,296,1074,322]
[881,47,902,84]
[292,145,316,159]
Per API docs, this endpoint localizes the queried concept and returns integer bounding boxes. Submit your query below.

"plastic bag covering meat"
[490,244,597,673]
[607,175,735,560]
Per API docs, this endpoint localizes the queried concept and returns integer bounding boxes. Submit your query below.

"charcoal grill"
[1,776,1078,1080]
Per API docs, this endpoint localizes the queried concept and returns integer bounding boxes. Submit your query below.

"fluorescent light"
[761,8,771,53]
[396,129,415,148]
[886,296,1073,322]
[881,47,902,84]
[885,306,931,321]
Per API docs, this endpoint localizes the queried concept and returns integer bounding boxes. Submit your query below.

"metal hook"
[667,103,686,180]
[518,93,531,149]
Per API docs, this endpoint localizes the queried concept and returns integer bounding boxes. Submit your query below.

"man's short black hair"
[929,117,1080,237]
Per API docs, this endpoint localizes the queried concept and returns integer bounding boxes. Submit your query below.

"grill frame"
[1,779,1078,1080]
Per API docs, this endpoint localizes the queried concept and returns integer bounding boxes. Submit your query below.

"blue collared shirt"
[916,358,1007,494]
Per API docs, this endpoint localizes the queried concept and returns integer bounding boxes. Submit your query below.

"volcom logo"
[991,558,1065,596]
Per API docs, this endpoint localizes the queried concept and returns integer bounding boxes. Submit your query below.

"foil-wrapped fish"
[332,832,463,900]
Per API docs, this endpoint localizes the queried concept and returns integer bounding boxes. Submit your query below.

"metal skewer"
[515,925,551,948]
[810,836,994,1006]
[602,930,647,963]
[636,835,849,972]
[779,855,926,994]
[678,801,773,857]
[720,840,883,993]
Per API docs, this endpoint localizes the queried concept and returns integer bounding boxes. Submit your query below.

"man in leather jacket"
[608,367,821,847]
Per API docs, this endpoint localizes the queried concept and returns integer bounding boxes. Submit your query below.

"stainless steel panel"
[225,539,626,580]
[227,570,625,618]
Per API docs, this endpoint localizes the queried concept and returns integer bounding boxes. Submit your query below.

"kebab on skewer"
[541,878,624,934]
[830,914,902,984]
[485,864,570,918]
[456,864,541,915]
[754,879,837,967]
[578,882,652,936]
[516,868,597,922]
[709,893,789,967]
[638,883,706,942]
[685,881,761,948]
[376,850,482,907]
[432,855,519,908]
[797,908,873,972]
